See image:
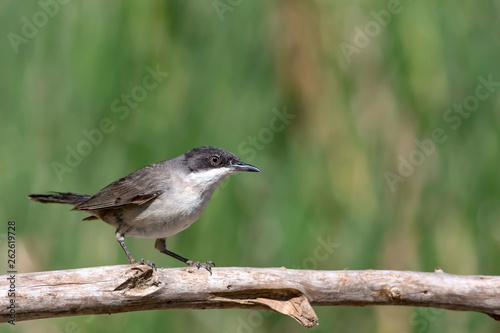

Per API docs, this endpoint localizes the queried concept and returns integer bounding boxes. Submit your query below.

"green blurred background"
[2,0,500,332]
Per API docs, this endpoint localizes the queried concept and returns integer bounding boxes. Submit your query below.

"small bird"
[28,146,260,273]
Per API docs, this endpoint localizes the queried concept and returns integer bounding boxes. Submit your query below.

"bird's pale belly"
[117,191,212,239]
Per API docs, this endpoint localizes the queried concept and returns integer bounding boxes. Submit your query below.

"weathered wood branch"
[1,265,499,327]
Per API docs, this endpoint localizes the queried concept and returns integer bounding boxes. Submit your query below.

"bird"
[28,146,260,273]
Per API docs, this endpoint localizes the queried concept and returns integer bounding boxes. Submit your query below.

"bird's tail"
[28,192,91,205]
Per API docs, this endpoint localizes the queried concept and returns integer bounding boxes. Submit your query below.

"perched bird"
[28,146,260,273]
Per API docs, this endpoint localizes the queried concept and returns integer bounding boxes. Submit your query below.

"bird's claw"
[138,258,157,270]
[186,260,215,275]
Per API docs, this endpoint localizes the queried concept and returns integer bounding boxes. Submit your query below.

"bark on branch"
[2,265,499,327]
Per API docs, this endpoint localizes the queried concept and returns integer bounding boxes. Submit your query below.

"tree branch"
[2,265,499,327]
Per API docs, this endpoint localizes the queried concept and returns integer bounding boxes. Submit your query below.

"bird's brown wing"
[75,164,168,211]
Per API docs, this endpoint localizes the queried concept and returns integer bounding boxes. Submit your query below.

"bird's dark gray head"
[179,146,260,191]
[183,146,260,173]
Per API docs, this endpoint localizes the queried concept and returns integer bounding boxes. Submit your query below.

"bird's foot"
[136,258,157,271]
[186,260,215,275]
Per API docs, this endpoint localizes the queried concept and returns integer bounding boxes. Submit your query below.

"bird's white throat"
[185,167,234,191]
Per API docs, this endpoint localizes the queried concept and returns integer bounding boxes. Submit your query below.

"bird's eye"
[211,155,221,165]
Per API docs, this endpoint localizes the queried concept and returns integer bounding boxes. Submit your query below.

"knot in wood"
[389,286,401,300]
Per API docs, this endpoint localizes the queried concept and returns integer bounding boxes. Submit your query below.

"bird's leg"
[115,230,156,269]
[115,230,136,263]
[154,238,215,275]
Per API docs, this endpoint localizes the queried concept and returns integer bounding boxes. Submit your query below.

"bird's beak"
[231,161,261,172]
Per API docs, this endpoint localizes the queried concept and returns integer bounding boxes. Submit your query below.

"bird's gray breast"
[119,181,216,239]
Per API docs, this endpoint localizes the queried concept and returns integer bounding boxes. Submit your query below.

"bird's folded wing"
[75,165,168,210]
